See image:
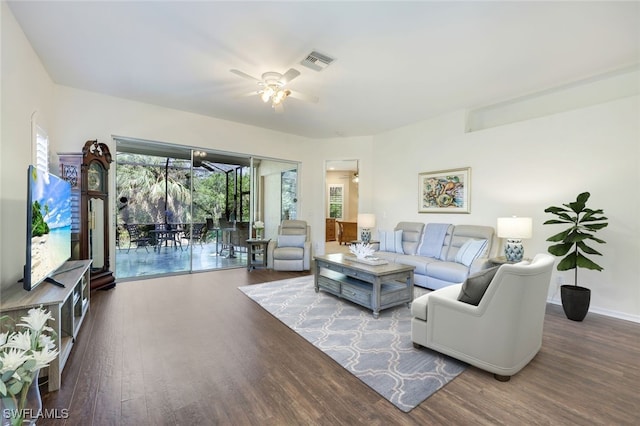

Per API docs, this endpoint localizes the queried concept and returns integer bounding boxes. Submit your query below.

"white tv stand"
[0,260,91,392]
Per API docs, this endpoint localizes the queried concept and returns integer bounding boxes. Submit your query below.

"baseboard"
[547,298,640,324]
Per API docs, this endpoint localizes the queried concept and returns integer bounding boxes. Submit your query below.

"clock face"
[88,163,102,191]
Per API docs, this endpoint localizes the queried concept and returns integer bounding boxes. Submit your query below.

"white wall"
[372,95,640,321]
[1,2,56,290]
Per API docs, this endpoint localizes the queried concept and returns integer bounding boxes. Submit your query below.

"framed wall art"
[418,167,471,213]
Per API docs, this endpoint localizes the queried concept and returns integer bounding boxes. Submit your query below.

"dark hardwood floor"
[40,268,640,425]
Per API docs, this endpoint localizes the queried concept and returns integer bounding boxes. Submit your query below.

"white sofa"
[375,222,496,290]
[410,253,555,380]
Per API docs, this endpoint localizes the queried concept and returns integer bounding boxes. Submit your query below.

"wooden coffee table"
[314,253,415,318]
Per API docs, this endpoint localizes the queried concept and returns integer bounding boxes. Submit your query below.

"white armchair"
[267,220,311,271]
[411,253,554,381]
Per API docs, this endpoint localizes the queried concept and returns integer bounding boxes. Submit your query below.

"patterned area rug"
[239,276,466,412]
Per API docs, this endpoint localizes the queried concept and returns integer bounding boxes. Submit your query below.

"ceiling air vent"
[300,51,335,72]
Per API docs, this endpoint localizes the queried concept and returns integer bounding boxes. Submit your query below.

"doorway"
[325,160,359,255]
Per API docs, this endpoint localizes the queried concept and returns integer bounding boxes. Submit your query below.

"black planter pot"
[560,285,591,321]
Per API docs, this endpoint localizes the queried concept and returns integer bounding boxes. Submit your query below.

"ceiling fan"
[230,68,318,111]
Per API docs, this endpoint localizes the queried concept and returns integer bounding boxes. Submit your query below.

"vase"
[256,229,263,239]
[1,370,41,426]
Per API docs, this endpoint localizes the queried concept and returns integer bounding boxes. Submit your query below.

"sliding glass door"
[114,137,299,280]
[115,151,193,277]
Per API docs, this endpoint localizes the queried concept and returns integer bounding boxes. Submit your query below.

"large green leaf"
[590,235,606,244]
[582,211,602,219]
[544,206,570,214]
[565,230,590,243]
[543,218,573,225]
[576,253,604,271]
[548,242,573,256]
[546,229,571,242]
[583,223,608,231]
[557,252,578,271]
[577,241,602,256]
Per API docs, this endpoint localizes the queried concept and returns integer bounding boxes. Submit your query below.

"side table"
[247,239,270,270]
[489,256,529,266]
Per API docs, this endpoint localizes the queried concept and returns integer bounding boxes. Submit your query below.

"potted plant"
[543,192,608,321]
[1,307,59,425]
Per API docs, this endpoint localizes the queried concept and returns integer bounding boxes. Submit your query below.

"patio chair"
[125,224,150,253]
[219,218,237,258]
[183,223,208,248]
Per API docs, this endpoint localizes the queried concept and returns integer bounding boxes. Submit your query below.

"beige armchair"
[411,253,554,381]
[267,220,311,271]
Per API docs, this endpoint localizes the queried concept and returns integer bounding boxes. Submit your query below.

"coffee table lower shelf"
[317,270,411,318]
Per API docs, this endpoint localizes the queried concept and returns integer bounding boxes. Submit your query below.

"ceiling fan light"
[272,89,286,105]
[261,86,275,102]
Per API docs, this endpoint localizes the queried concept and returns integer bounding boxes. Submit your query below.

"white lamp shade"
[497,217,533,239]
[357,213,376,229]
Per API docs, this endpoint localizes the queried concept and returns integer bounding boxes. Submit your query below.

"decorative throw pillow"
[455,239,487,267]
[457,266,500,306]
[277,234,306,248]
[378,229,403,254]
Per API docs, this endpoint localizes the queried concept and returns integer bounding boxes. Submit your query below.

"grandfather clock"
[61,140,115,290]
[81,140,115,290]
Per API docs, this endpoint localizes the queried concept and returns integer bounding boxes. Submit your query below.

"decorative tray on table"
[344,256,388,266]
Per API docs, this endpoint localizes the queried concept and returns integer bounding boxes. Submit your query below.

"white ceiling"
[8,1,640,139]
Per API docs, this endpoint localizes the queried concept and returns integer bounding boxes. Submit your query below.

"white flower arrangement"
[253,221,265,230]
[349,242,375,259]
[1,307,58,425]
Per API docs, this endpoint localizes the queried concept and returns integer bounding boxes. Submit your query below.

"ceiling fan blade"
[288,90,319,103]
[230,69,261,82]
[279,68,300,85]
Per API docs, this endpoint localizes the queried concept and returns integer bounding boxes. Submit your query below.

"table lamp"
[357,213,376,244]
[497,216,533,262]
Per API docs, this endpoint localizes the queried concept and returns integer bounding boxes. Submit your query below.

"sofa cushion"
[280,220,308,235]
[455,239,488,267]
[417,223,451,258]
[394,222,425,255]
[277,234,306,248]
[426,261,469,283]
[445,225,495,262]
[457,266,500,305]
[273,246,304,260]
[379,229,403,253]
[394,254,439,275]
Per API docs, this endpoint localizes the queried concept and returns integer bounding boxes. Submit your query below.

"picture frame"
[418,167,471,213]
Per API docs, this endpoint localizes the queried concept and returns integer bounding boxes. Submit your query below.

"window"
[328,184,343,219]
[281,169,297,220]
[34,125,49,173]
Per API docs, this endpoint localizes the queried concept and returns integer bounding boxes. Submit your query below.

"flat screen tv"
[23,165,72,290]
